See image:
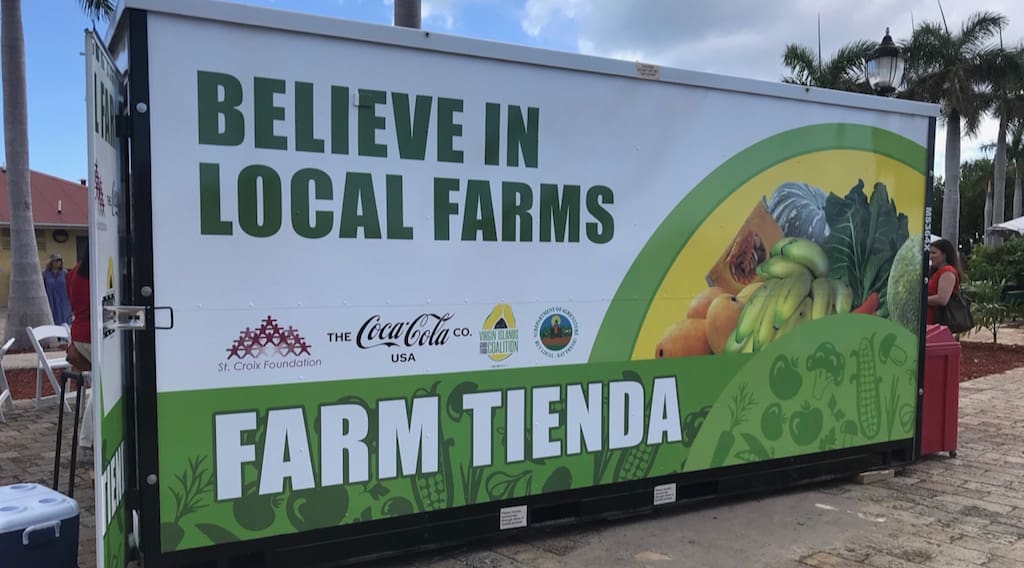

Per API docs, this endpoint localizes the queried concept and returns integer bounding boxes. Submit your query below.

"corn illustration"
[411,382,455,512]
[613,443,659,482]
[852,335,881,439]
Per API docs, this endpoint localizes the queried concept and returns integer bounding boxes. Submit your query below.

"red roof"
[0,167,89,227]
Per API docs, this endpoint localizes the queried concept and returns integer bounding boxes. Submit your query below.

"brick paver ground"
[0,396,97,565]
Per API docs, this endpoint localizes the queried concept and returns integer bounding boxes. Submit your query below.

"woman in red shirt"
[65,254,91,371]
[926,238,961,325]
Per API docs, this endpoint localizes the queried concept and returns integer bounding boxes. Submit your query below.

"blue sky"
[3,0,1023,183]
[2,0,581,182]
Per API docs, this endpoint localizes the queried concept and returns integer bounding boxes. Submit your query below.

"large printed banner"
[86,31,129,568]
[143,10,933,552]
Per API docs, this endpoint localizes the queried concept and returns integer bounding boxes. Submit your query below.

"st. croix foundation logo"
[219,315,322,373]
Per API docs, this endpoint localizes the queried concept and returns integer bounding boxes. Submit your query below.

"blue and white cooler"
[0,483,80,567]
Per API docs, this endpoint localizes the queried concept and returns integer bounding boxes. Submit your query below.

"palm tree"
[980,47,1024,245]
[2,0,113,347]
[1009,120,1024,219]
[782,40,877,93]
[984,180,993,245]
[901,11,1009,248]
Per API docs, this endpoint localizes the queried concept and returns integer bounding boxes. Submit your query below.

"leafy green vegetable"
[485,470,533,500]
[195,523,239,544]
[739,433,771,461]
[823,180,909,311]
[169,456,215,524]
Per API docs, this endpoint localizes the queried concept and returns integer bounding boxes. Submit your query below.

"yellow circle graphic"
[632,149,926,360]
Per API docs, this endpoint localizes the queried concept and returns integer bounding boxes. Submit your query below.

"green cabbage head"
[887,233,924,333]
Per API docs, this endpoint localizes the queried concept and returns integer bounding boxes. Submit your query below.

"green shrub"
[968,237,1024,287]
[962,278,1011,343]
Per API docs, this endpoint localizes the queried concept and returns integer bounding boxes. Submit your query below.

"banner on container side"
[141,11,931,552]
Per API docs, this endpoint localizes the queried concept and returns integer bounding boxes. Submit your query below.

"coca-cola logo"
[355,312,471,350]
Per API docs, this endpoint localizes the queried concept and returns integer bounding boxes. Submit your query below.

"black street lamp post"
[866,27,905,96]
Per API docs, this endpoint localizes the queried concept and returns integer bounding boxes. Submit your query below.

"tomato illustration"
[232,493,277,532]
[286,485,349,531]
[789,403,824,446]
[382,496,414,517]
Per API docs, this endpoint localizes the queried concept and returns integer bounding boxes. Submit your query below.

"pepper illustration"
[760,403,785,441]
[769,355,803,400]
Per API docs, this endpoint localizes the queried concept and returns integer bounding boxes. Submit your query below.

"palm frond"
[957,12,1008,55]
[826,40,876,85]
[905,22,952,73]
[781,40,878,91]
[975,47,1024,93]
[782,44,818,85]
[79,0,115,22]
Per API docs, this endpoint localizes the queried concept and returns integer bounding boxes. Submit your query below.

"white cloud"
[557,0,1024,83]
[539,0,1024,177]
[521,0,586,37]
[423,0,455,30]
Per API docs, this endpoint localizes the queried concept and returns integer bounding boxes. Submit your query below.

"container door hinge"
[103,306,174,333]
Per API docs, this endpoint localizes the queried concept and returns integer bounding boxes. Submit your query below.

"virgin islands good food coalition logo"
[219,315,322,372]
[479,304,519,363]
[534,307,578,358]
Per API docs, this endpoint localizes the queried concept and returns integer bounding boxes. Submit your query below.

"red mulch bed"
[959,341,1024,381]
[4,368,81,400]
[1,342,1021,400]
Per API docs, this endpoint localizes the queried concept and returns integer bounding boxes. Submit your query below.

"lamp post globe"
[866,27,905,96]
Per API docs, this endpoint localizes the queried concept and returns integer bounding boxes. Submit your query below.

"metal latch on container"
[103,305,175,332]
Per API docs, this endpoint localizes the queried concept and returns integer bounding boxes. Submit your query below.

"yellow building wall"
[0,228,88,307]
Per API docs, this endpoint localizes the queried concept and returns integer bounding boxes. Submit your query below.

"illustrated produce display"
[705,200,785,295]
[656,179,915,359]
[685,317,917,471]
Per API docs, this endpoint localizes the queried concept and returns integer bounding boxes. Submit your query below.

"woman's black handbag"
[936,290,974,333]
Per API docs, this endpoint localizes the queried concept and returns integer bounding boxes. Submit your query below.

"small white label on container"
[636,62,660,80]
[499,505,528,530]
[653,483,676,506]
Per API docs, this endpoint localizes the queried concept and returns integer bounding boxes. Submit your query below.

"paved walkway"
[0,398,97,563]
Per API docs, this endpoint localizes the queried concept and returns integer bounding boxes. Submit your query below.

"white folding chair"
[0,338,15,423]
[26,325,72,411]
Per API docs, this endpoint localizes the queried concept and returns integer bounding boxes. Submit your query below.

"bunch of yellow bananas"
[724,237,852,353]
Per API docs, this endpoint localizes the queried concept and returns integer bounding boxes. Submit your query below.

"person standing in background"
[42,253,72,325]
[927,238,963,325]
[65,254,90,369]
[66,254,92,448]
